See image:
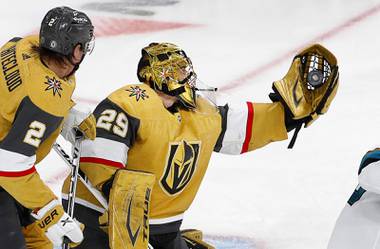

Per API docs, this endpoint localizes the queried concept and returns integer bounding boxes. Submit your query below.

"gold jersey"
[77,83,288,222]
[0,35,76,209]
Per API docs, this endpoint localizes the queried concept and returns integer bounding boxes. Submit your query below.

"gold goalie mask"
[137,42,197,109]
[269,44,339,147]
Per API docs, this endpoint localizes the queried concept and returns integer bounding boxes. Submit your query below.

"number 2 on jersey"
[23,121,46,147]
[96,109,128,138]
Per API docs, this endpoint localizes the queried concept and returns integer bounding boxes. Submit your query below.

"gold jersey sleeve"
[214,101,288,154]
[244,102,288,151]
[0,35,76,209]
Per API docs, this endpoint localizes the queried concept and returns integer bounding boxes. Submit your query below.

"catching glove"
[269,44,339,148]
[31,200,84,247]
[61,104,96,143]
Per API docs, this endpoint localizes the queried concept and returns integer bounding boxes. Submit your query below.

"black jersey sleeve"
[0,96,63,176]
[213,104,229,152]
[92,98,140,147]
[0,96,63,156]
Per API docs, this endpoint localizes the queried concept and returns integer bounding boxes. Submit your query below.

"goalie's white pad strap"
[81,137,128,165]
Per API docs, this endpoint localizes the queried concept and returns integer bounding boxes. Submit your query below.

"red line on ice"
[75,4,380,104]
[93,17,197,37]
[220,3,380,91]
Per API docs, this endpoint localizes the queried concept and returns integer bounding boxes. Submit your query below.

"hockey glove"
[31,200,84,247]
[269,44,339,148]
[61,104,96,143]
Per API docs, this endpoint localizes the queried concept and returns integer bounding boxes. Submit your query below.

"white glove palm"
[32,200,83,246]
[61,104,96,143]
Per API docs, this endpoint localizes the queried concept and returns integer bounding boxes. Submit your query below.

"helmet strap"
[65,51,85,77]
[165,85,186,97]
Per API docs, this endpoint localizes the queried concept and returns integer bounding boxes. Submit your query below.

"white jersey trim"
[219,101,248,155]
[0,148,36,172]
[150,213,184,225]
[81,137,129,165]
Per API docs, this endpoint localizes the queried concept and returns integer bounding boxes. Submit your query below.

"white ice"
[2,0,380,248]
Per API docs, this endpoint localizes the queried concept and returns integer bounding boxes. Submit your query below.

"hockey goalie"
[57,42,339,249]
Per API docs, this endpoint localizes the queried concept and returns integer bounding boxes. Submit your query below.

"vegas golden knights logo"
[161,140,200,195]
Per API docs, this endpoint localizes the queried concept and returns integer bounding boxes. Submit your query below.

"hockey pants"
[0,189,32,249]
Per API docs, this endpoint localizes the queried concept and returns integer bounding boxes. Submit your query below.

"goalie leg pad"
[108,170,155,249]
[181,229,215,249]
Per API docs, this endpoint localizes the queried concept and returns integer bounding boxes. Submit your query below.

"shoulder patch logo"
[44,76,63,97]
[160,140,201,195]
[126,86,149,101]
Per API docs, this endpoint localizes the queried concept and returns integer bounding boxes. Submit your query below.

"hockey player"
[63,42,339,249]
[0,6,97,249]
[328,148,380,249]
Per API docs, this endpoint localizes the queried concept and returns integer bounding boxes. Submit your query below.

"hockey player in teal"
[328,148,380,249]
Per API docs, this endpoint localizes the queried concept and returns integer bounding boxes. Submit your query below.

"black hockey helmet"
[39,6,94,57]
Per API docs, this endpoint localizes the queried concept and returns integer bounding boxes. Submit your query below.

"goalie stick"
[53,140,108,249]
[53,142,108,210]
[55,138,83,249]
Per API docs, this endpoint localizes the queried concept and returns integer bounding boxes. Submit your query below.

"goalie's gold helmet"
[137,42,197,109]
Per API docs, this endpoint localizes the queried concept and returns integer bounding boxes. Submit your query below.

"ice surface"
[3,0,380,248]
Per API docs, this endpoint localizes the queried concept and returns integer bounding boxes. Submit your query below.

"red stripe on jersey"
[80,157,125,169]
[0,165,36,177]
[241,102,254,153]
